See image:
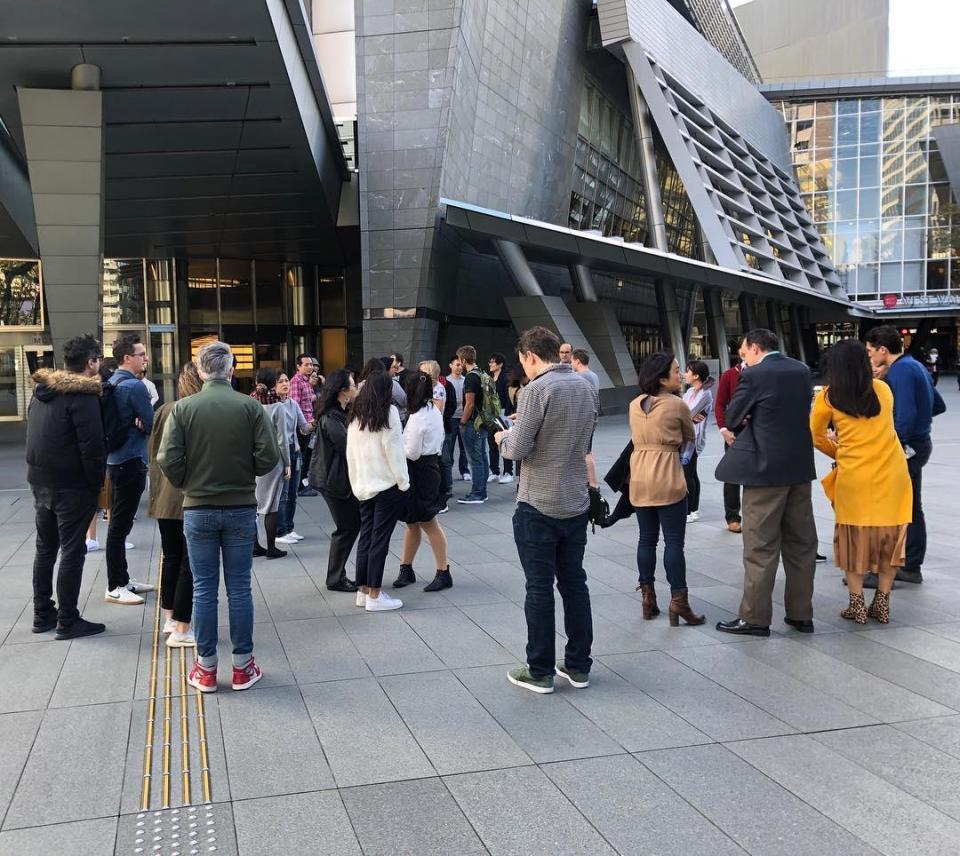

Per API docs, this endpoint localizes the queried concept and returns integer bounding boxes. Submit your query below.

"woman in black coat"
[308,369,360,593]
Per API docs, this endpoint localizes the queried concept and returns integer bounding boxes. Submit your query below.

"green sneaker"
[507,667,554,694]
[556,663,590,688]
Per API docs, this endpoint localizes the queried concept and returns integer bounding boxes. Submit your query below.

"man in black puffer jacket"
[25,333,107,640]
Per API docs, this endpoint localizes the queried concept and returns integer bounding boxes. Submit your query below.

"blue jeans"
[277,444,300,536]
[636,497,688,592]
[184,506,257,668]
[461,421,489,499]
[513,502,593,680]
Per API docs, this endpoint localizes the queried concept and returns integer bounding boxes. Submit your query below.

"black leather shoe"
[327,579,358,593]
[423,568,453,592]
[32,611,57,633]
[716,618,770,637]
[784,617,814,633]
[298,487,318,497]
[265,547,287,559]
[55,617,106,640]
[816,553,827,563]
[253,542,267,557]
[895,568,923,584]
[393,564,416,588]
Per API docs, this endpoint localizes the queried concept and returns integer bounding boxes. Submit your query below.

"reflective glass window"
[0,260,41,327]
[859,111,881,143]
[103,259,145,327]
[903,184,926,217]
[879,261,902,292]
[857,263,879,295]
[858,187,880,220]
[835,189,858,221]
[218,259,252,325]
[255,261,284,324]
[926,260,948,291]
[837,100,858,116]
[188,259,218,325]
[859,156,879,188]
[902,261,923,292]
[903,228,926,259]
[146,260,175,325]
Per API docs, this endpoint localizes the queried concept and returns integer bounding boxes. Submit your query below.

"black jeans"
[106,459,147,591]
[299,434,313,491]
[157,518,194,624]
[355,486,406,589]
[683,452,700,513]
[487,430,513,477]
[513,502,592,680]
[905,437,932,572]
[323,493,361,587]
[32,487,99,626]
[636,497,688,592]
[721,444,741,523]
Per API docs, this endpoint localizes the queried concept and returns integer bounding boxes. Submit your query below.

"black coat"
[713,353,816,487]
[26,369,105,493]
[309,406,353,500]
[602,440,636,527]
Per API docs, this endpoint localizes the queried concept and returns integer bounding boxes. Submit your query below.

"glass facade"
[779,94,960,304]
[0,260,42,327]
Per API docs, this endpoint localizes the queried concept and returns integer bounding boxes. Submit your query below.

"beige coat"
[628,393,695,507]
[148,402,183,520]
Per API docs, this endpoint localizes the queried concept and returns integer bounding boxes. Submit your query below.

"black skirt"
[401,454,443,523]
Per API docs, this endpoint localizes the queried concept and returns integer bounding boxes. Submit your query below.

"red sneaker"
[232,657,263,691]
[188,661,218,693]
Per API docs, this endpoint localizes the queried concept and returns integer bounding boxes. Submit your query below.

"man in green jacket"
[158,341,279,693]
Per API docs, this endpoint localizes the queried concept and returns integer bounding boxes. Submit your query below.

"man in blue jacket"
[105,334,156,605]
[866,325,934,585]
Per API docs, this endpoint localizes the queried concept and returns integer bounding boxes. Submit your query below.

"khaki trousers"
[738,483,818,627]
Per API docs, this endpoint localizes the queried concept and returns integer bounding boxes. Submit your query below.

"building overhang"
[760,75,960,101]
[441,199,857,315]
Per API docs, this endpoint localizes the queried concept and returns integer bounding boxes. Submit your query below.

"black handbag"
[587,486,609,534]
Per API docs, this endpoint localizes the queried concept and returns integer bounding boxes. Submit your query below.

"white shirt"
[141,376,159,406]
[345,405,410,501]
[403,403,445,459]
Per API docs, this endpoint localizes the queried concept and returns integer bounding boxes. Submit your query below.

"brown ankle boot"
[841,592,867,624]
[669,591,705,626]
[636,583,660,619]
[868,591,890,624]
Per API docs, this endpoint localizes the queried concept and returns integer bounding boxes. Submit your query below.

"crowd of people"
[23,320,943,695]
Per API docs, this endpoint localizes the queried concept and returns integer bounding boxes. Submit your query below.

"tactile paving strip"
[117,803,237,856]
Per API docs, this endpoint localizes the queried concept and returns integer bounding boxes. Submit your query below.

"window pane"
[834,159,858,190]
[292,265,318,326]
[902,228,926,259]
[218,259,252,325]
[902,261,923,292]
[146,260,175,325]
[859,156,879,187]
[0,260,42,327]
[835,189,858,221]
[880,262,902,292]
[318,269,346,326]
[858,187,880,220]
[103,259,145,326]
[255,261,284,324]
[320,328,347,375]
[188,260,218,325]
[0,348,19,416]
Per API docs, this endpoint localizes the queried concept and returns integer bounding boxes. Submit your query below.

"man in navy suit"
[714,329,819,636]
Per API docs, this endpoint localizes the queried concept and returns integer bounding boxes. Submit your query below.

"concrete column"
[703,287,730,372]
[568,263,598,303]
[767,301,787,353]
[493,239,544,297]
[789,305,808,364]
[655,280,686,373]
[626,64,668,253]
[738,292,758,332]
[18,69,104,362]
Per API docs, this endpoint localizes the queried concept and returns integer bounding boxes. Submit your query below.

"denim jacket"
[106,369,154,465]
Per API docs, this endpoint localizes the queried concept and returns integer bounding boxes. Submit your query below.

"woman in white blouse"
[394,371,451,592]
[346,372,410,612]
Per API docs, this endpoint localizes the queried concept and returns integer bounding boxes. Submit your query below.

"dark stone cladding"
[355,0,592,363]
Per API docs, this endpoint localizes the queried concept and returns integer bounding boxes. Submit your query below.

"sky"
[730,0,960,76]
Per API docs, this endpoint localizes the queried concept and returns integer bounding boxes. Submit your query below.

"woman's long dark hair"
[825,339,880,418]
[350,371,393,431]
[357,358,385,385]
[318,369,353,417]
[507,362,528,389]
[404,369,432,414]
[256,366,277,388]
[637,352,676,396]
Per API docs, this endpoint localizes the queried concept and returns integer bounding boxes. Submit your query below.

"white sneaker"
[355,590,367,608]
[498,473,514,484]
[686,511,700,523]
[85,538,101,552]
[287,531,304,541]
[162,618,176,634]
[463,472,472,481]
[487,473,498,483]
[127,579,156,594]
[105,586,144,605]
[166,629,196,648]
[275,534,298,545]
[365,592,403,612]
[125,542,135,550]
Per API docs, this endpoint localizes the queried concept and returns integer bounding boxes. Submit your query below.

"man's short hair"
[571,348,589,365]
[63,334,101,374]
[198,341,234,379]
[296,353,312,367]
[517,326,561,363]
[864,324,904,355]
[488,352,505,366]
[391,352,404,367]
[687,359,709,382]
[456,345,477,365]
[112,333,142,364]
[741,328,779,353]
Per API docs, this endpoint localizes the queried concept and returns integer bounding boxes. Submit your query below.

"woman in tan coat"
[629,353,704,626]
[148,363,203,647]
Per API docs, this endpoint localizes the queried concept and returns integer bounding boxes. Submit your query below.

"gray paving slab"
[729,734,960,855]
[860,626,960,674]
[543,754,747,855]
[275,617,372,684]
[340,777,485,856]
[217,685,334,801]
[379,670,531,774]
[256,573,335,621]
[300,678,434,787]
[455,664,623,763]
[894,714,960,760]
[444,765,617,856]
[0,711,41,823]
[460,600,566,661]
[233,791,361,856]
[433,563,510,606]
[49,632,140,708]
[338,612,447,675]
[640,743,877,856]
[402,606,515,668]
[601,650,796,741]
[0,641,67,713]
[0,817,118,856]
[3,702,130,830]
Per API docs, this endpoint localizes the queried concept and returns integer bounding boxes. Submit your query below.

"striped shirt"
[499,362,598,519]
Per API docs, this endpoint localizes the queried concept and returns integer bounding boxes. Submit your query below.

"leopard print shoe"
[840,592,867,625]
[868,591,890,624]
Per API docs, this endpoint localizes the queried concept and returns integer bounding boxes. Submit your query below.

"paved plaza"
[0,385,959,855]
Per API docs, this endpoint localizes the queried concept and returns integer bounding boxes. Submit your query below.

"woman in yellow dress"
[810,339,912,623]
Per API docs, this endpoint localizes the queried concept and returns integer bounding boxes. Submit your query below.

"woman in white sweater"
[346,372,410,612]
[393,371,451,592]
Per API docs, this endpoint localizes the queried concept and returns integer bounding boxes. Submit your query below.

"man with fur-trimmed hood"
[25,333,107,640]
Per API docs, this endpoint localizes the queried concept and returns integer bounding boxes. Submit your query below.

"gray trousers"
[738,483,818,627]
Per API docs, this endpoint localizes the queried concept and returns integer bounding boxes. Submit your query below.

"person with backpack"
[26,334,108,640]
[456,345,499,505]
[104,333,156,606]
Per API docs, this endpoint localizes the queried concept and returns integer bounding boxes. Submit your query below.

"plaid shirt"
[499,362,598,519]
[288,371,314,422]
